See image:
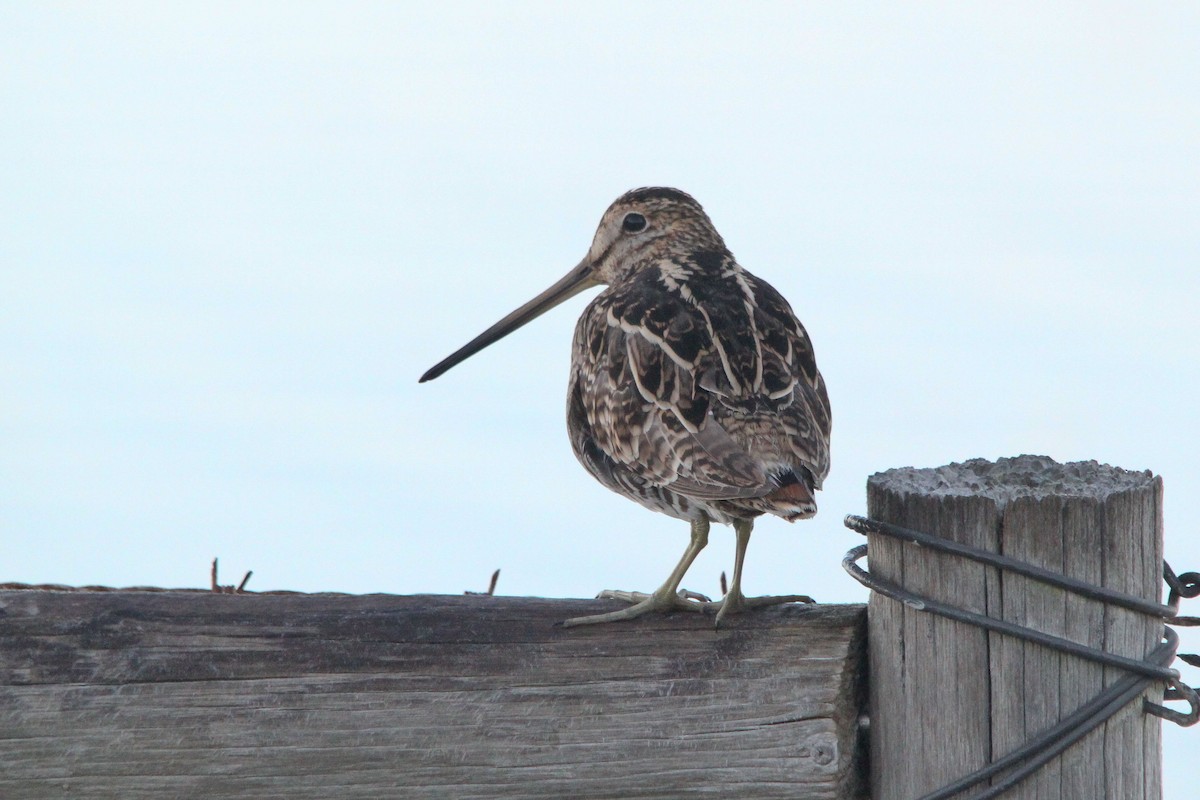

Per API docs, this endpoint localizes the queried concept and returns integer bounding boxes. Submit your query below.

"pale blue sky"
[2,2,1197,791]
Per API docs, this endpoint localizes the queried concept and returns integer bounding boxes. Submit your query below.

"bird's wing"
[574,280,771,500]
[736,272,832,488]
[574,264,831,498]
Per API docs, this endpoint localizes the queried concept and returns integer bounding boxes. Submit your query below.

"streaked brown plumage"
[421,187,831,626]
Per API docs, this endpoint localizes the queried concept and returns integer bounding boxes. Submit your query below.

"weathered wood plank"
[866,482,1000,799]
[866,455,1164,800]
[0,592,866,799]
[1102,482,1164,800]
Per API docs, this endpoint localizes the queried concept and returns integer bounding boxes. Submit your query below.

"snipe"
[421,187,831,627]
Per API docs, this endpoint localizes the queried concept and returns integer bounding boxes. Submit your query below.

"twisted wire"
[842,513,1199,800]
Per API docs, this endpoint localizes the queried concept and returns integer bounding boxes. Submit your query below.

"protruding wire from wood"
[465,569,501,596]
[211,558,253,594]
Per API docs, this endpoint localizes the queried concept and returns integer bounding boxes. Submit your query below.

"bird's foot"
[598,588,712,605]
[708,590,816,629]
[562,587,711,627]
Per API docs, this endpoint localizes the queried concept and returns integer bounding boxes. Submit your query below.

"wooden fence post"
[865,455,1164,800]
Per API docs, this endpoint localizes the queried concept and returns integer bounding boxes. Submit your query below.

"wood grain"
[866,455,1163,800]
[0,592,866,799]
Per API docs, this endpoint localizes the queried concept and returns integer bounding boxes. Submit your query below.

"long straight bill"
[419,259,598,382]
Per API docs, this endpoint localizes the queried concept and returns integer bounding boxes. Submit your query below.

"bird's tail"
[763,467,818,521]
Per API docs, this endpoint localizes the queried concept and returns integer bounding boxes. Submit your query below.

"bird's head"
[583,187,727,285]
[419,187,723,383]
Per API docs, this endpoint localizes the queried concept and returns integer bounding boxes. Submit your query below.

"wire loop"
[842,513,1199,800]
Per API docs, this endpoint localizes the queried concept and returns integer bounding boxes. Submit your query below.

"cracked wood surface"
[0,592,866,799]
[867,456,1164,800]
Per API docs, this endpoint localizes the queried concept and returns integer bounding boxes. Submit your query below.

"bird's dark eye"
[622,212,647,233]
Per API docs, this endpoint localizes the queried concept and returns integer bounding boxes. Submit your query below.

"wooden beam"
[0,592,866,799]
[866,455,1164,800]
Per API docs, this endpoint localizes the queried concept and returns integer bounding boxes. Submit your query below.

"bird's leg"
[712,519,753,628]
[562,517,711,627]
[711,519,815,629]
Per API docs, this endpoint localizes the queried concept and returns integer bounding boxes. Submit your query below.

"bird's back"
[568,249,831,525]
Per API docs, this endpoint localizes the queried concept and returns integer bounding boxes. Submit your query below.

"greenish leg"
[711,519,815,629]
[562,517,712,627]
